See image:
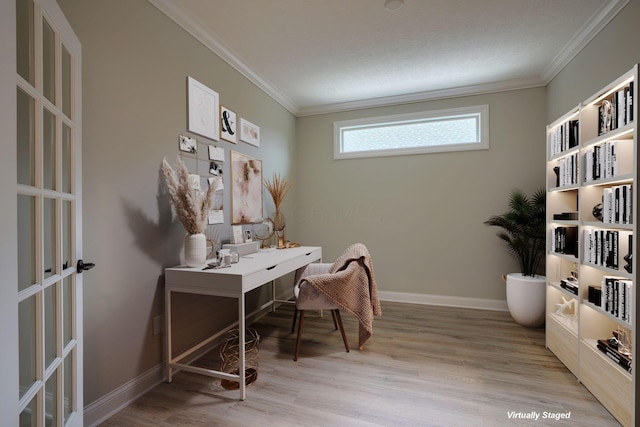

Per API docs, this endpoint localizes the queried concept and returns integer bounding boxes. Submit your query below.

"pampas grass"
[162,157,216,235]
[264,173,292,210]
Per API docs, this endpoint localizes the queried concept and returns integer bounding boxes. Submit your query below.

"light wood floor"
[100,302,621,426]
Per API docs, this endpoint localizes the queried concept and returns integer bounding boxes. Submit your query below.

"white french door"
[11,0,84,425]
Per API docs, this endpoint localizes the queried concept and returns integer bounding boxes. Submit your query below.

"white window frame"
[333,104,489,159]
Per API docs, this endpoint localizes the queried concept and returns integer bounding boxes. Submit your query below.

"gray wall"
[57,0,297,407]
[293,89,547,302]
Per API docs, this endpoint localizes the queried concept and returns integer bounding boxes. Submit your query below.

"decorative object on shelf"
[485,188,546,327]
[230,151,263,224]
[555,297,576,317]
[253,218,275,248]
[219,328,260,390]
[162,157,217,267]
[264,173,292,249]
[592,202,603,221]
[187,76,219,141]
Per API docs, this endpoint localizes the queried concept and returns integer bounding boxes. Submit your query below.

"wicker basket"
[219,328,259,390]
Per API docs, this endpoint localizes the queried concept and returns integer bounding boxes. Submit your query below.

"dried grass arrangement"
[263,173,292,211]
[162,157,216,235]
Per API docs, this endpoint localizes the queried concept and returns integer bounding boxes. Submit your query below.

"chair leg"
[294,310,305,361]
[333,309,350,353]
[291,307,298,334]
[330,309,338,330]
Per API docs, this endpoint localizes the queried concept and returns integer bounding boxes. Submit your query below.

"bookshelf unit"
[546,65,637,427]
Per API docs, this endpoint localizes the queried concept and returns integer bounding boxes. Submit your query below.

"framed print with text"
[220,106,237,143]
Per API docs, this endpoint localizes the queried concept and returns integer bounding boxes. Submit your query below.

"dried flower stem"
[162,157,217,234]
[264,173,292,210]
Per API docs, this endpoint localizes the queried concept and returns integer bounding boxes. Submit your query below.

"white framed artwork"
[187,76,219,141]
[240,118,260,147]
[220,106,237,143]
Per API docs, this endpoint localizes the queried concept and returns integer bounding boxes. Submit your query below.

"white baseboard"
[378,290,508,311]
[83,364,164,427]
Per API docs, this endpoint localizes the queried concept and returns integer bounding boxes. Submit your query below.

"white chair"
[291,263,350,361]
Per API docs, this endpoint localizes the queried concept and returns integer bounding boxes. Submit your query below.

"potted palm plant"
[485,188,546,327]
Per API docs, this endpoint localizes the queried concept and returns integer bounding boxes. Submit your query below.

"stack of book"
[597,338,632,373]
[560,279,579,295]
[555,153,580,187]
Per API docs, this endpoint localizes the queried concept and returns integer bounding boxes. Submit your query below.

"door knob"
[76,259,95,273]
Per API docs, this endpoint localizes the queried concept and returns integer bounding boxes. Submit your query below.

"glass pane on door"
[63,353,73,422]
[62,124,71,193]
[63,200,72,270]
[43,108,57,190]
[16,0,34,85]
[62,276,72,346]
[45,370,58,427]
[18,296,36,399]
[44,284,57,368]
[19,395,38,427]
[17,195,36,292]
[17,88,35,186]
[42,17,55,104]
[62,45,71,118]
[43,198,57,279]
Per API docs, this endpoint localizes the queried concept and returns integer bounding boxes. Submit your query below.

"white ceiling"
[149,0,628,116]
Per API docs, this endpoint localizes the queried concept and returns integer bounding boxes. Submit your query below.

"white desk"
[164,246,322,400]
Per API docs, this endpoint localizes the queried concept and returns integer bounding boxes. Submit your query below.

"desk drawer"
[243,248,321,291]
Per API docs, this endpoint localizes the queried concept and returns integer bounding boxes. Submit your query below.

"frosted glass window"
[334,105,489,159]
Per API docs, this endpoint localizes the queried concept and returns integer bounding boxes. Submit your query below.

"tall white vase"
[184,233,206,267]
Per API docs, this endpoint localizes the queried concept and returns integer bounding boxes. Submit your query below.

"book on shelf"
[550,119,579,157]
[588,285,602,306]
[553,226,578,257]
[554,153,579,187]
[583,229,622,269]
[595,185,632,226]
[597,339,632,373]
[560,279,579,295]
[600,277,633,323]
[553,212,578,221]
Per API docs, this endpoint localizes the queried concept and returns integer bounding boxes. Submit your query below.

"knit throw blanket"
[301,243,381,349]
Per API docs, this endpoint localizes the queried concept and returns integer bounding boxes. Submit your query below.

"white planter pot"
[184,233,207,268]
[505,273,546,327]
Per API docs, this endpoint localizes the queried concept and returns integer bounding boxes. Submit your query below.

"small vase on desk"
[184,233,206,267]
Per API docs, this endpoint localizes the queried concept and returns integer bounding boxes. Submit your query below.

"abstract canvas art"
[230,151,262,224]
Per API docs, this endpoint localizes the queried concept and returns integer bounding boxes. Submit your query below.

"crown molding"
[149,0,627,117]
[541,0,630,83]
[296,76,546,116]
[147,0,298,115]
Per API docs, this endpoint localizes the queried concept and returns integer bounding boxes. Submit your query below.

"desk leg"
[271,280,276,312]
[239,293,246,400]
[165,288,173,383]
